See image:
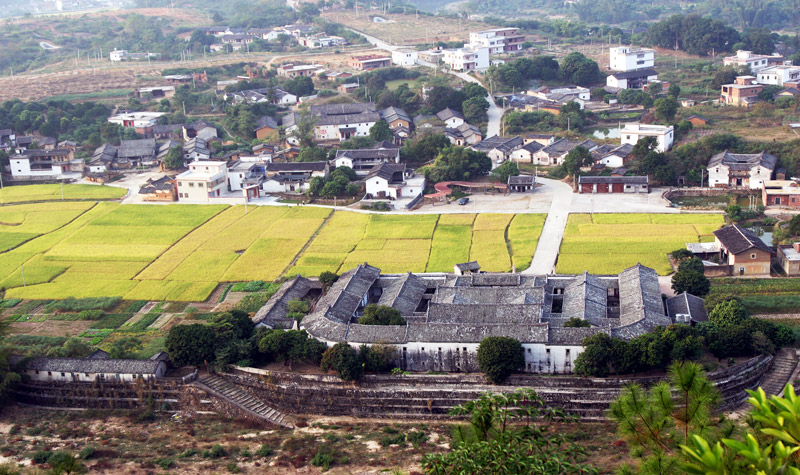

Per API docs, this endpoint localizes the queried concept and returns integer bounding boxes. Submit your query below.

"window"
[751,253,757,259]
[178,181,182,186]
[48,372,52,376]
[85,373,90,377]
[61,372,65,377]
[188,182,194,188]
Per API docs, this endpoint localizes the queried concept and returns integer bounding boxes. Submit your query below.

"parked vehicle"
[458,197,469,205]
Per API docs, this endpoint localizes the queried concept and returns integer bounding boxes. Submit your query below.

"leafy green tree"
[47,337,93,358]
[290,108,317,148]
[462,96,490,124]
[108,337,142,359]
[368,120,393,142]
[285,76,315,97]
[671,267,710,297]
[709,299,748,328]
[668,83,681,98]
[559,52,603,86]
[477,336,524,384]
[422,389,596,474]
[47,451,84,474]
[574,333,619,377]
[297,147,327,162]
[162,146,183,170]
[258,329,324,369]
[611,362,721,474]
[563,317,591,328]
[489,161,519,184]
[427,86,466,112]
[462,83,488,99]
[319,271,339,289]
[678,257,705,274]
[358,304,406,325]
[563,146,592,190]
[400,133,450,163]
[360,343,396,373]
[425,146,492,183]
[0,320,20,408]
[286,299,310,322]
[654,97,679,123]
[166,324,216,367]
[320,343,362,381]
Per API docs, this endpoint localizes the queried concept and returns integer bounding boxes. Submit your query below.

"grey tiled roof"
[472,135,523,154]
[266,161,327,172]
[436,108,464,121]
[118,138,156,159]
[255,115,278,130]
[713,224,773,255]
[253,276,317,328]
[578,176,648,185]
[666,292,708,323]
[708,150,778,171]
[365,162,405,181]
[24,357,163,374]
[377,273,428,315]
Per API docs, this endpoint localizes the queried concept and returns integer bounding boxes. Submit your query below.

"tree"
[654,97,679,123]
[162,146,183,170]
[108,337,142,359]
[166,324,216,367]
[559,52,603,86]
[361,343,396,373]
[573,333,618,377]
[423,389,596,473]
[297,146,327,162]
[287,299,310,322]
[0,320,20,408]
[477,336,524,384]
[358,304,406,325]
[290,108,317,148]
[425,145,492,183]
[285,76,315,97]
[563,317,591,328]
[610,362,720,474]
[562,146,592,190]
[319,271,339,289]
[320,343,362,381]
[368,120,393,142]
[427,86,466,112]
[258,329,324,369]
[489,161,519,184]
[400,133,450,163]
[671,267,711,297]
[462,82,488,99]
[462,96,489,124]
[668,83,681,98]
[709,299,748,328]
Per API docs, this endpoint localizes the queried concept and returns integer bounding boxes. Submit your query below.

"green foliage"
[489,161,520,184]
[46,451,84,474]
[43,297,120,312]
[423,389,596,474]
[165,323,216,367]
[258,329,326,368]
[361,344,396,373]
[285,76,314,97]
[672,266,710,297]
[319,271,339,289]
[563,146,592,188]
[311,445,335,470]
[563,317,591,328]
[672,248,693,260]
[425,145,492,183]
[462,96,490,124]
[368,120,393,142]
[321,342,362,381]
[162,146,183,170]
[358,304,406,326]
[709,300,748,328]
[77,447,94,460]
[649,14,740,56]
[476,336,524,384]
[654,97,679,123]
[108,337,142,359]
[400,132,450,163]
[255,444,274,457]
[559,52,604,86]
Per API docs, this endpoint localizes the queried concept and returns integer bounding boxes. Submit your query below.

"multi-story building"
[606,69,659,89]
[175,161,228,202]
[609,46,655,72]
[720,76,763,107]
[468,28,524,54]
[10,149,79,178]
[756,64,800,86]
[348,55,392,71]
[107,112,166,136]
[762,180,800,207]
[275,63,324,78]
[620,123,674,152]
[442,47,489,71]
[723,50,782,73]
[283,103,380,143]
[391,49,418,66]
[708,151,777,189]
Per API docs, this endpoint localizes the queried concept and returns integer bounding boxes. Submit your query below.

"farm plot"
[556,213,725,275]
[0,184,125,204]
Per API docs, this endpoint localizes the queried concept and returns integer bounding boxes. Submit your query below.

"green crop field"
[556,213,725,275]
[0,184,126,204]
[0,198,545,301]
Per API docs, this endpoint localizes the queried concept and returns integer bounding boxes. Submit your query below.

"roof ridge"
[734,224,755,248]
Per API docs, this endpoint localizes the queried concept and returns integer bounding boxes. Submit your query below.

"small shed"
[508,175,535,193]
[454,261,481,275]
[577,175,649,194]
[686,115,708,127]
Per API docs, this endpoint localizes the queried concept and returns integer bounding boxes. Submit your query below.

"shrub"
[156,458,174,469]
[709,300,748,328]
[166,324,216,367]
[311,446,334,471]
[30,450,54,464]
[477,336,525,384]
[226,462,241,473]
[357,304,406,325]
[319,271,339,289]
[78,446,95,460]
[43,297,120,312]
[77,309,104,320]
[563,317,591,328]
[321,343,363,381]
[203,444,226,459]
[408,431,428,446]
[380,433,406,447]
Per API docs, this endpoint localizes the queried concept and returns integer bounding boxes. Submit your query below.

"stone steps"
[196,375,291,428]
[760,349,799,397]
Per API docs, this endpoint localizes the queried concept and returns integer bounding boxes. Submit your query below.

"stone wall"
[11,378,186,411]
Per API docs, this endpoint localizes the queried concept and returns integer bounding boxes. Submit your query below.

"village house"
[182,138,211,163]
[723,50,782,73]
[508,175,535,192]
[364,163,425,203]
[436,108,465,128]
[534,138,598,166]
[607,69,659,89]
[609,46,656,72]
[107,111,166,136]
[471,135,524,164]
[176,161,228,202]
[380,107,412,130]
[283,103,380,144]
[591,143,634,168]
[577,175,649,194]
[756,64,800,86]
[87,144,119,173]
[337,83,359,94]
[264,161,328,194]
[10,149,79,178]
[707,150,777,189]
[137,86,175,100]
[333,144,401,175]
[777,242,800,276]
[282,262,682,374]
[665,293,708,325]
[183,121,218,141]
[711,224,773,276]
[21,357,167,383]
[118,139,157,168]
[686,115,709,127]
[391,49,418,66]
[620,123,674,152]
[528,86,590,106]
[276,63,324,78]
[445,123,483,146]
[139,176,177,202]
[469,28,525,54]
[228,161,265,192]
[349,55,392,71]
[151,124,183,140]
[510,142,545,164]
[254,116,279,141]
[762,179,800,207]
[441,47,490,72]
[720,76,764,107]
[524,134,556,146]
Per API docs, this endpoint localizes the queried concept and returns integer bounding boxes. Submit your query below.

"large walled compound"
[256,263,690,374]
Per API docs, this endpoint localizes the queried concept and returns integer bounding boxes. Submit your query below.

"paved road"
[522,177,573,275]
[448,71,502,139]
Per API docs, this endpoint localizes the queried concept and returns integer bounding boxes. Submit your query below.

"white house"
[364,163,426,202]
[22,357,167,383]
[442,47,489,72]
[468,28,525,54]
[592,143,634,168]
[109,49,127,61]
[263,161,328,194]
[436,108,465,128]
[533,138,598,166]
[283,103,380,144]
[620,123,674,152]
[228,161,264,191]
[724,50,780,73]
[707,151,777,189]
[509,142,544,164]
[107,112,165,129]
[10,149,80,178]
[333,145,401,176]
[756,64,800,86]
[392,49,418,66]
[609,46,655,72]
[176,161,228,202]
[471,136,524,164]
[607,69,659,89]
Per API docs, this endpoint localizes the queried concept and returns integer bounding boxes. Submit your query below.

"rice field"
[0,203,546,301]
[556,213,725,275]
[0,184,126,204]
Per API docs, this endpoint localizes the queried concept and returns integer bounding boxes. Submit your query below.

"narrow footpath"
[523,177,573,275]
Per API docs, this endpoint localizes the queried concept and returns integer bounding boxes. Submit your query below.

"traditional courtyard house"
[577,175,649,193]
[268,262,683,374]
[139,176,177,202]
[252,276,323,328]
[620,123,673,152]
[254,116,279,141]
[708,151,777,189]
[436,108,465,128]
[87,144,119,173]
[182,138,211,163]
[533,138,598,166]
[152,124,183,140]
[510,142,544,164]
[263,161,329,193]
[712,224,773,276]
[453,261,481,275]
[777,242,800,276]
[445,123,483,146]
[763,180,800,207]
[333,145,401,176]
[21,357,167,383]
[283,103,380,144]
[665,292,708,324]
[364,163,425,202]
[471,135,524,164]
[175,161,228,202]
[508,175,535,192]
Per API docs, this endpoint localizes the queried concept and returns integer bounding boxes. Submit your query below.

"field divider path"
[280,209,335,277]
[523,178,573,275]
